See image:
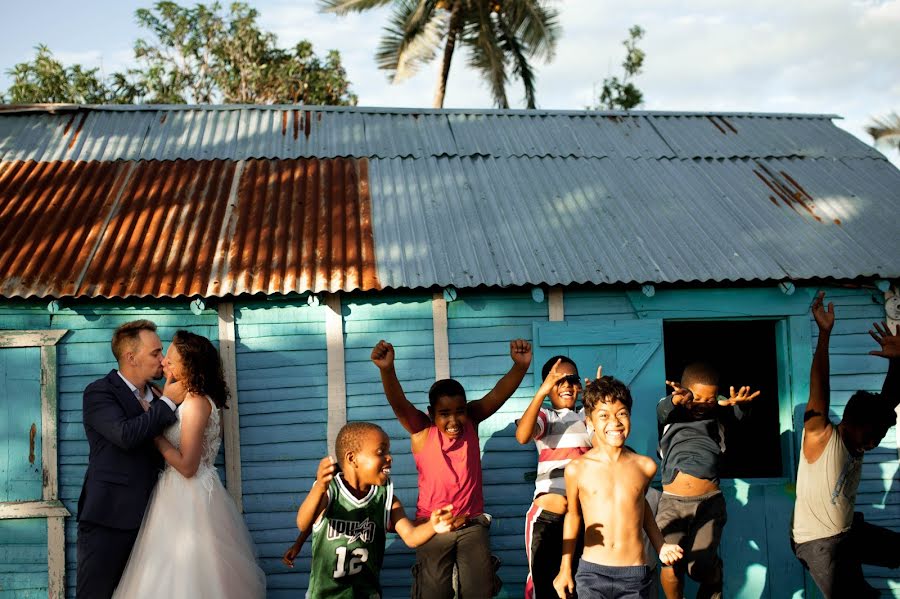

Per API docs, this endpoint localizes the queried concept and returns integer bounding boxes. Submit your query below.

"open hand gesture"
[510,339,533,367]
[718,385,761,406]
[315,455,338,489]
[811,291,835,334]
[666,380,694,406]
[371,340,395,370]
[540,359,572,392]
[659,542,684,566]
[869,321,900,360]
[429,504,455,534]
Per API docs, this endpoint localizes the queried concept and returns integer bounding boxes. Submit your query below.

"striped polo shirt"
[526,407,592,498]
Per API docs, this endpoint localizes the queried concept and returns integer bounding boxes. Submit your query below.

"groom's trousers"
[76,521,139,599]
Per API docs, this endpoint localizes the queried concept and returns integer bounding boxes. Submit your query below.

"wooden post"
[325,293,347,455]
[548,287,564,321]
[217,303,243,512]
[432,292,450,380]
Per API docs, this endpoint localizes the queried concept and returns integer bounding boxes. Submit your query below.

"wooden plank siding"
[232,301,329,599]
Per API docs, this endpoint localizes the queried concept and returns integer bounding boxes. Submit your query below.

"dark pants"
[526,507,584,599]
[413,516,493,599]
[575,562,652,599]
[76,521,139,599]
[792,512,900,599]
[656,491,726,599]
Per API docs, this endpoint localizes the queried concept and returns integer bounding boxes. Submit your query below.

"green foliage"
[1,2,357,106]
[593,25,645,111]
[2,45,136,104]
[322,0,560,109]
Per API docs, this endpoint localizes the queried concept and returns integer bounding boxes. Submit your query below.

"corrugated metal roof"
[0,105,897,299]
[0,105,882,162]
[0,158,377,298]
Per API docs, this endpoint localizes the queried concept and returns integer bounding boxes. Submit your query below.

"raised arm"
[803,291,835,460]
[82,385,177,451]
[553,460,582,599]
[390,496,454,548]
[468,339,532,424]
[154,393,211,478]
[870,321,900,408]
[295,456,337,534]
[515,358,567,444]
[372,340,431,434]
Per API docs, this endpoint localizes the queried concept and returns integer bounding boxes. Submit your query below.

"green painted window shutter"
[0,347,43,502]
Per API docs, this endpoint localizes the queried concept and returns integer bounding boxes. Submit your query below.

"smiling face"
[549,362,581,410]
[428,394,468,439]
[587,399,631,448]
[162,343,188,383]
[349,429,393,486]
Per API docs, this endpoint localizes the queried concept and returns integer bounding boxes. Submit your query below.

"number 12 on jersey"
[333,546,369,578]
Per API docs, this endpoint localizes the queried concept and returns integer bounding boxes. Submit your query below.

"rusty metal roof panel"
[367,155,900,289]
[0,158,378,298]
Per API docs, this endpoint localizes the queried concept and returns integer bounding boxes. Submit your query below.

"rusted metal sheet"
[0,158,378,298]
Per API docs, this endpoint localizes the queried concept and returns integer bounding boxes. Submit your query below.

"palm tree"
[320,0,560,109]
[866,112,900,152]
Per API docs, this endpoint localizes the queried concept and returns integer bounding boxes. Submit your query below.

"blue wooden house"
[0,104,898,598]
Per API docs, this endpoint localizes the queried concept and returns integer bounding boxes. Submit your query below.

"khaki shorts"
[655,490,726,588]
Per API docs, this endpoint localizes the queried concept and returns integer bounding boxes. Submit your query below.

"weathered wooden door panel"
[0,347,43,502]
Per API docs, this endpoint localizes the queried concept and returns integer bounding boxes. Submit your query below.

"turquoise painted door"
[0,346,48,599]
[532,319,666,458]
[0,346,43,502]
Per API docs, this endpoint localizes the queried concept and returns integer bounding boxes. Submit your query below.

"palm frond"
[462,6,509,108]
[495,12,536,108]
[866,112,900,150]
[502,0,560,61]
[375,0,447,82]
[319,0,393,16]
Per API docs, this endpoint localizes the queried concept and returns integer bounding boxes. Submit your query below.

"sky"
[1,0,898,165]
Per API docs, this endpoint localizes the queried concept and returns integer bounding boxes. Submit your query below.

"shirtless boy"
[554,376,682,599]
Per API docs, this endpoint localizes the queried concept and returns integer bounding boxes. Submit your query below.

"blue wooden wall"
[0,285,897,598]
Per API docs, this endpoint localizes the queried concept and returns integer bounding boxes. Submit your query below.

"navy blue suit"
[76,370,177,599]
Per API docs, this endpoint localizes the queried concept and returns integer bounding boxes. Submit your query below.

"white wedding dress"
[113,397,266,598]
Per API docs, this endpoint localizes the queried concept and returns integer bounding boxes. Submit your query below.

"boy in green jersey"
[296,422,455,598]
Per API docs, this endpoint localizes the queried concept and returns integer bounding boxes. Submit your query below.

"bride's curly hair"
[172,330,230,409]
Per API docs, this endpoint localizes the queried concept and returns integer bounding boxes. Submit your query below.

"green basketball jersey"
[307,474,391,599]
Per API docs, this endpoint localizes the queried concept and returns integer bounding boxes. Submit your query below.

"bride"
[114,330,266,598]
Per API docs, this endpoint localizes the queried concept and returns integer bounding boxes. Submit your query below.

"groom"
[76,320,186,599]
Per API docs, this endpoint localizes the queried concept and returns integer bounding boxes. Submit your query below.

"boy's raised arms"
[295,456,338,533]
[870,320,900,407]
[515,358,567,444]
[803,291,835,461]
[468,339,533,424]
[372,340,432,435]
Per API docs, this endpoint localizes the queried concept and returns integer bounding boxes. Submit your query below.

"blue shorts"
[575,561,652,599]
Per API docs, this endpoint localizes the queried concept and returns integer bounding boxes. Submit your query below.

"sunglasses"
[557,374,582,387]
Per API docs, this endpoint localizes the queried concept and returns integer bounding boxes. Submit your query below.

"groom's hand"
[162,379,187,405]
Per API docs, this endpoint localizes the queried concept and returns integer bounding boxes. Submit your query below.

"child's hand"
[539,359,572,392]
[583,365,603,387]
[553,571,574,599]
[281,541,301,568]
[429,504,455,534]
[371,340,395,370]
[314,455,338,489]
[811,291,835,333]
[510,339,533,367]
[718,385,761,406]
[869,321,900,359]
[666,380,693,406]
[659,542,684,566]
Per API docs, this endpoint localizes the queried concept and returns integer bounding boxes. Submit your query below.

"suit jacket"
[77,370,177,530]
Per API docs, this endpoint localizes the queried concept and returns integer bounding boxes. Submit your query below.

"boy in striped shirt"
[516,356,593,599]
